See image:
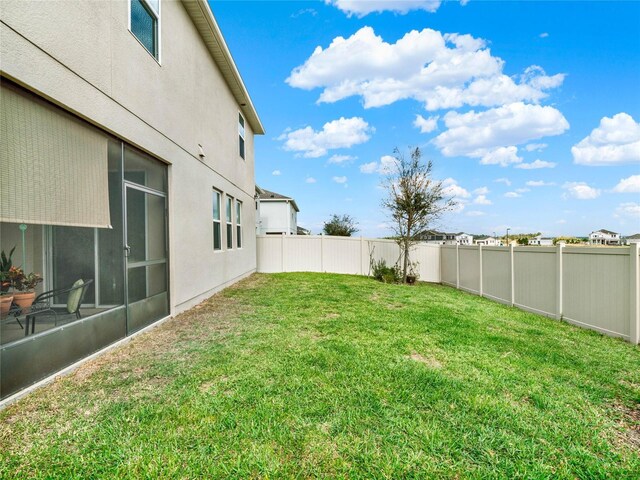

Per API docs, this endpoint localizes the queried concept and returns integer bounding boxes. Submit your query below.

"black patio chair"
[25,279,93,335]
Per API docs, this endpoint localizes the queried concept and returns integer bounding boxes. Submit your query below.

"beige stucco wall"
[0,0,259,313]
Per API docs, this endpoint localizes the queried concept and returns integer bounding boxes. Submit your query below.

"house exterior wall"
[589,230,620,245]
[0,0,259,313]
[258,202,297,235]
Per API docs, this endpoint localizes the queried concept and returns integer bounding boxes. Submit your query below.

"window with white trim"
[238,113,245,159]
[130,0,159,60]
[226,196,233,249]
[212,189,221,251]
[236,200,242,248]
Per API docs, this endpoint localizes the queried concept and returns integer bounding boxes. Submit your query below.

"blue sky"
[210,0,640,237]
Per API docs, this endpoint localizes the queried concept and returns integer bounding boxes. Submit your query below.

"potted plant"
[405,261,420,285]
[0,246,15,293]
[0,271,13,316]
[8,266,43,309]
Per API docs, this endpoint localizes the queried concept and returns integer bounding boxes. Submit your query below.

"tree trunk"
[403,235,410,283]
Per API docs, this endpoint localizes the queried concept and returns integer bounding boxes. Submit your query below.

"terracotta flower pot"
[0,295,13,316]
[13,291,36,309]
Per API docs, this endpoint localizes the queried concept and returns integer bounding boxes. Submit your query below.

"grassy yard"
[1,273,639,479]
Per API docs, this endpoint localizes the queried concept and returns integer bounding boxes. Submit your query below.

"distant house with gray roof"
[589,229,621,246]
[256,187,299,235]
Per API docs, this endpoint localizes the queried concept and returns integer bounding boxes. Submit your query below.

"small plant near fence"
[370,258,402,284]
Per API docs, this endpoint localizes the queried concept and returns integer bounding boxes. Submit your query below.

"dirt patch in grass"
[0,275,265,446]
[612,401,640,450]
[408,351,442,369]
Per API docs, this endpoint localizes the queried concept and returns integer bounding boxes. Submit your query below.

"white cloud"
[272,170,281,176]
[515,159,557,169]
[466,210,485,216]
[359,155,397,175]
[556,219,566,224]
[279,117,373,158]
[572,113,640,166]
[479,146,522,166]
[414,114,438,133]
[539,32,549,38]
[359,161,378,174]
[473,194,492,205]
[442,177,471,199]
[460,0,470,5]
[473,186,489,195]
[433,103,569,160]
[525,143,548,152]
[291,8,318,18]
[326,0,442,17]
[515,188,530,193]
[306,177,317,183]
[563,182,601,200]
[328,154,357,164]
[494,177,511,186]
[504,191,521,198]
[615,202,640,218]
[332,175,348,184]
[526,180,555,187]
[287,27,565,111]
[613,175,640,193]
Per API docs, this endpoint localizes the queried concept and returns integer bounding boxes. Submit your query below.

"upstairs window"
[226,196,233,249]
[130,0,159,60]
[212,189,221,251]
[238,113,245,159]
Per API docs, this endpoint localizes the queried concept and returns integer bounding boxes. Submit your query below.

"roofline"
[258,198,300,212]
[181,0,265,135]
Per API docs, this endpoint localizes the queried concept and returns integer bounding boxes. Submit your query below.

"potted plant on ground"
[405,261,420,285]
[8,266,43,309]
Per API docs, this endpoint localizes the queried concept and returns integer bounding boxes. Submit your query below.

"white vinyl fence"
[256,235,441,282]
[257,236,640,345]
[441,244,640,344]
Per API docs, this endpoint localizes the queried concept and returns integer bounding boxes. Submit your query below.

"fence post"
[360,236,364,275]
[320,233,324,272]
[556,243,564,320]
[456,244,460,289]
[281,233,285,272]
[478,245,483,297]
[510,244,515,306]
[630,243,639,345]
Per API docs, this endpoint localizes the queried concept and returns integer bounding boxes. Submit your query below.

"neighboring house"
[474,236,501,246]
[0,0,263,400]
[589,229,621,246]
[297,226,311,235]
[624,233,640,245]
[528,235,554,246]
[421,231,473,245]
[256,189,299,235]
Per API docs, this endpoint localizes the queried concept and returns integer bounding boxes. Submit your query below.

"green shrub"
[371,259,401,283]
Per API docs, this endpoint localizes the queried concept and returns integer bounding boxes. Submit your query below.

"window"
[238,113,245,159]
[226,196,233,249]
[236,200,242,248]
[130,0,159,59]
[213,190,221,250]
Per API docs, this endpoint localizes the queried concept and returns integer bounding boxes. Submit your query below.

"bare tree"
[381,147,455,282]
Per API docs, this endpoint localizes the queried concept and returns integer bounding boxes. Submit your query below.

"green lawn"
[1,273,639,479]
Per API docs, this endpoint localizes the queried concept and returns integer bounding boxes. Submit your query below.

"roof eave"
[181,0,265,135]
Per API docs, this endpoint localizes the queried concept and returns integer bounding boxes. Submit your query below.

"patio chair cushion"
[66,279,84,313]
